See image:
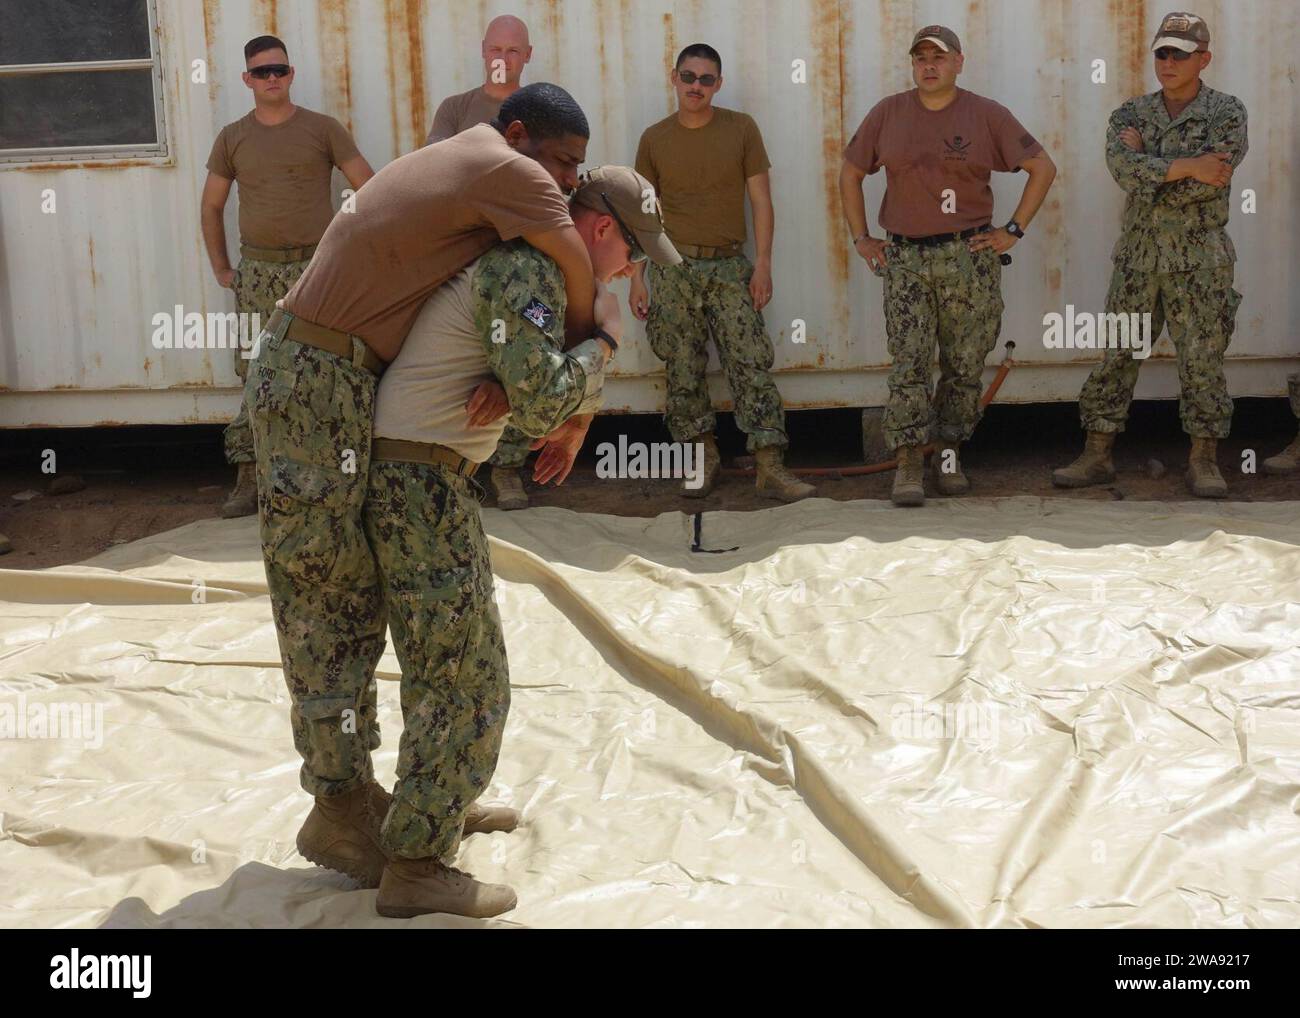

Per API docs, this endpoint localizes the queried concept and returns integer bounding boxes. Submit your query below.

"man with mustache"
[840,25,1057,507]
[631,43,814,502]
[1054,12,1247,496]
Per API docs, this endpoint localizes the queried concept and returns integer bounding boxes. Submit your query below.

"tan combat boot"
[1051,431,1117,488]
[490,466,529,510]
[682,433,721,498]
[891,445,925,507]
[221,461,258,518]
[754,446,815,502]
[375,858,518,919]
[1186,436,1228,498]
[463,801,520,836]
[297,780,391,887]
[931,440,970,496]
[1262,432,1300,475]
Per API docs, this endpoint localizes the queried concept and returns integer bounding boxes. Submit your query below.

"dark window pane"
[0,0,152,65]
[0,69,157,149]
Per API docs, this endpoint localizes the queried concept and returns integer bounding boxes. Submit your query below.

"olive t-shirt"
[425,86,504,145]
[282,123,572,362]
[843,88,1043,237]
[205,107,360,249]
[634,107,771,247]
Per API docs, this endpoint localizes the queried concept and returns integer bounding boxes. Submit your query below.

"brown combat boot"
[1262,432,1300,475]
[682,433,721,497]
[221,461,258,518]
[375,858,518,919]
[297,780,391,888]
[1187,436,1228,498]
[931,440,970,496]
[891,445,925,507]
[463,801,520,836]
[754,446,815,502]
[1051,431,1117,488]
[490,466,529,510]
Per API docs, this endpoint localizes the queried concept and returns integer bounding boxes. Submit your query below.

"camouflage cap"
[572,165,681,266]
[910,25,961,54]
[1152,12,1210,52]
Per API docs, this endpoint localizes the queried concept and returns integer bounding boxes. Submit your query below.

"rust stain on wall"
[383,0,429,156]
[317,0,354,133]
[1112,0,1148,99]
[201,0,220,103]
[254,0,279,36]
[812,0,849,333]
[88,237,97,290]
[661,13,677,115]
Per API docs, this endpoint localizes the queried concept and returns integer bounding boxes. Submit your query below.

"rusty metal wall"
[1,0,1295,426]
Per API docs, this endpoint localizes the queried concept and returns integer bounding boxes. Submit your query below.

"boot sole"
[1262,464,1299,476]
[496,499,529,511]
[756,485,815,503]
[375,899,516,920]
[297,838,386,888]
[891,491,925,507]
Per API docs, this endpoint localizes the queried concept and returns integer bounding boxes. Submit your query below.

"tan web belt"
[239,243,318,263]
[675,241,744,259]
[370,438,480,477]
[267,308,386,377]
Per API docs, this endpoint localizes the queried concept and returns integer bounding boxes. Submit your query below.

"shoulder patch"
[521,297,555,331]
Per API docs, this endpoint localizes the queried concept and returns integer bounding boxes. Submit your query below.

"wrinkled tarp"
[1,496,1298,928]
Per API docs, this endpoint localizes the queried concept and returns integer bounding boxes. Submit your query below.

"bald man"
[425,15,532,146]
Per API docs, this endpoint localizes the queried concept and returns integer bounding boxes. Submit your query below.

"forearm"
[752,197,774,263]
[200,209,231,274]
[522,225,596,341]
[1009,159,1056,228]
[839,162,870,239]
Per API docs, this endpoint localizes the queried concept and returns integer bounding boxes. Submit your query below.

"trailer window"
[0,0,167,164]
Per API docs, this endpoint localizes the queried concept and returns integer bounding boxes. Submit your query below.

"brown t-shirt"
[843,88,1043,237]
[635,107,771,247]
[205,107,360,249]
[425,86,504,145]
[283,123,572,361]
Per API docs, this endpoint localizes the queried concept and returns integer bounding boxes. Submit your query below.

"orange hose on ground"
[723,341,1017,478]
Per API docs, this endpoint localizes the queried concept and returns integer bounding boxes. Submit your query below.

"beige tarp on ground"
[1,496,1298,928]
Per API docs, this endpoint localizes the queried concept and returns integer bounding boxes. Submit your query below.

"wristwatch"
[853,231,872,245]
[1004,220,1025,238]
[593,326,619,354]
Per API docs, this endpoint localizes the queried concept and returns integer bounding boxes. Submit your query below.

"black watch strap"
[593,326,619,353]
[1005,219,1025,238]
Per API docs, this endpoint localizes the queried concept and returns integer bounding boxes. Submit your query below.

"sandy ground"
[1,402,1296,570]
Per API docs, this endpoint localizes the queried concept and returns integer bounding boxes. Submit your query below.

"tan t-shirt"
[282,123,572,361]
[843,88,1043,237]
[425,86,504,145]
[635,107,771,247]
[205,107,360,249]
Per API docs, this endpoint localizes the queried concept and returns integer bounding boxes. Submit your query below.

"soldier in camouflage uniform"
[1054,13,1248,497]
[201,34,373,518]
[840,25,1057,506]
[631,44,813,502]
[364,166,679,918]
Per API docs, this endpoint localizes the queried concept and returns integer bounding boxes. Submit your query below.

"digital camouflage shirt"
[472,240,605,436]
[1105,83,1248,274]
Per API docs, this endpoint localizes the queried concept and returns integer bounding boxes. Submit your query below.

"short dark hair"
[675,43,721,74]
[245,35,288,63]
[494,82,589,141]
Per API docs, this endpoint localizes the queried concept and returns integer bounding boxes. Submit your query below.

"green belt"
[371,438,480,477]
[675,241,744,259]
[240,243,318,263]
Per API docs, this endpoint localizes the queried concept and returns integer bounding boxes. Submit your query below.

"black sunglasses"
[599,192,647,263]
[1153,47,1197,61]
[677,69,718,87]
[249,64,291,79]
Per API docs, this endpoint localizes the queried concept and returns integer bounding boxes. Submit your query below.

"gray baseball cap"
[572,165,681,266]
[1152,12,1210,52]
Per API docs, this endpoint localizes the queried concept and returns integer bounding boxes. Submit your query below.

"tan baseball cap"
[572,165,681,266]
[1152,12,1210,52]
[910,25,962,54]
